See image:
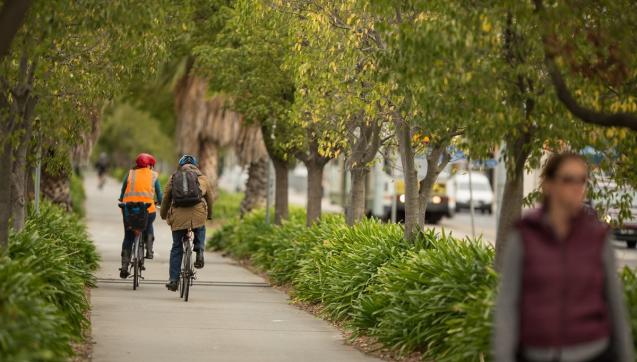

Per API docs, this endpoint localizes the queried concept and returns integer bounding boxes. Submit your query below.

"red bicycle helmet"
[135,153,156,168]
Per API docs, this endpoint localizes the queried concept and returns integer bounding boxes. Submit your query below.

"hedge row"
[0,202,99,361]
[210,210,637,361]
[208,210,496,361]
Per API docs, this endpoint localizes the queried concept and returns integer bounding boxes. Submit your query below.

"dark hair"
[540,152,588,186]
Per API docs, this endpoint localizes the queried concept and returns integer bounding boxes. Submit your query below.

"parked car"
[447,172,494,214]
[589,179,637,249]
[601,190,637,249]
[382,179,455,224]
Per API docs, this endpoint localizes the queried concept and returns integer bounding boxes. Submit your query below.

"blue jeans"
[121,212,156,253]
[169,227,205,281]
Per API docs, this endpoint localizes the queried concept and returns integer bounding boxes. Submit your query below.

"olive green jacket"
[160,164,213,231]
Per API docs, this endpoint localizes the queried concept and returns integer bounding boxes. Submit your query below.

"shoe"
[194,251,204,269]
[145,235,155,259]
[120,249,131,278]
[165,280,178,291]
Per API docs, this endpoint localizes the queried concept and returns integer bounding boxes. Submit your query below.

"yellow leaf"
[481,19,492,33]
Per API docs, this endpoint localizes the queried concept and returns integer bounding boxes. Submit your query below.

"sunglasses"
[555,174,587,186]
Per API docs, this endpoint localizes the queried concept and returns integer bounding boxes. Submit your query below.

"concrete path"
[87,174,378,362]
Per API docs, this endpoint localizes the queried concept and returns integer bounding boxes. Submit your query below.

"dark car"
[594,186,637,249]
[384,182,454,224]
[611,220,637,249]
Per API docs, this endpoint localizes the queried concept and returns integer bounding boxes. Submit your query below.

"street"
[440,211,637,269]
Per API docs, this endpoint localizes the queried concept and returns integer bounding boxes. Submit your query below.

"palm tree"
[174,66,269,215]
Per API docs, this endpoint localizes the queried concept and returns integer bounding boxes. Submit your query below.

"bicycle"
[119,202,150,290]
[178,228,196,302]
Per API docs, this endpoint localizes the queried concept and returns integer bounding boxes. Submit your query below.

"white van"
[448,172,494,214]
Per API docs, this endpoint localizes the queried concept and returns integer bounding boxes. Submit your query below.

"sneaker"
[145,252,154,260]
[194,251,204,269]
[119,268,129,279]
[165,280,178,291]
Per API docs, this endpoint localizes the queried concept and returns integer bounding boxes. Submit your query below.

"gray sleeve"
[602,236,635,362]
[493,230,523,362]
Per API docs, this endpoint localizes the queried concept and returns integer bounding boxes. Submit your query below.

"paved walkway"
[87,174,377,362]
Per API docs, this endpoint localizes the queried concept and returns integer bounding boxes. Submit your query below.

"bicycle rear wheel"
[133,235,140,290]
[133,258,139,290]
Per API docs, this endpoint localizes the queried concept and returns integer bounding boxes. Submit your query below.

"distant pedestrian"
[493,152,634,362]
[95,152,109,190]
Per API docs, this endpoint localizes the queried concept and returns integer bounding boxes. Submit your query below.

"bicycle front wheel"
[179,273,185,298]
[183,250,191,302]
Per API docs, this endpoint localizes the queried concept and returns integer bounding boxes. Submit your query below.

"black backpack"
[122,202,150,230]
[171,168,203,207]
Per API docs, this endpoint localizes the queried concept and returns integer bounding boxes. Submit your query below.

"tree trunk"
[495,134,531,270]
[305,160,324,226]
[10,144,29,231]
[0,142,13,249]
[418,171,437,226]
[0,0,32,61]
[346,167,368,225]
[394,113,419,241]
[41,163,72,210]
[199,140,219,200]
[10,116,34,231]
[240,158,268,217]
[7,57,37,232]
[418,145,451,226]
[272,157,289,225]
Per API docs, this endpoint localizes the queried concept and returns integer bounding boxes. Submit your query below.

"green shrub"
[213,190,244,224]
[225,209,273,259]
[0,256,74,361]
[208,219,238,251]
[355,235,496,361]
[27,202,100,275]
[294,218,420,321]
[251,219,307,274]
[212,208,306,260]
[9,205,98,339]
[0,201,98,360]
[70,172,86,217]
[264,213,346,285]
[622,267,637,352]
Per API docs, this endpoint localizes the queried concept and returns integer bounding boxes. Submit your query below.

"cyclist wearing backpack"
[160,154,214,291]
[118,153,163,278]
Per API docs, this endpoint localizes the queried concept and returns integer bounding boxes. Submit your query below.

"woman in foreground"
[493,152,634,362]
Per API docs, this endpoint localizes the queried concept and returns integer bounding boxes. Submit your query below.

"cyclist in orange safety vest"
[118,153,163,279]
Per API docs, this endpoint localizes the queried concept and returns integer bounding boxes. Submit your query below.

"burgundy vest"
[516,208,610,348]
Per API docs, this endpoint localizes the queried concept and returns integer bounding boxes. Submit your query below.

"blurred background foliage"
[95,103,175,169]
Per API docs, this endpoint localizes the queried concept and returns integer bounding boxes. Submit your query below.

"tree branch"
[534,0,637,131]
